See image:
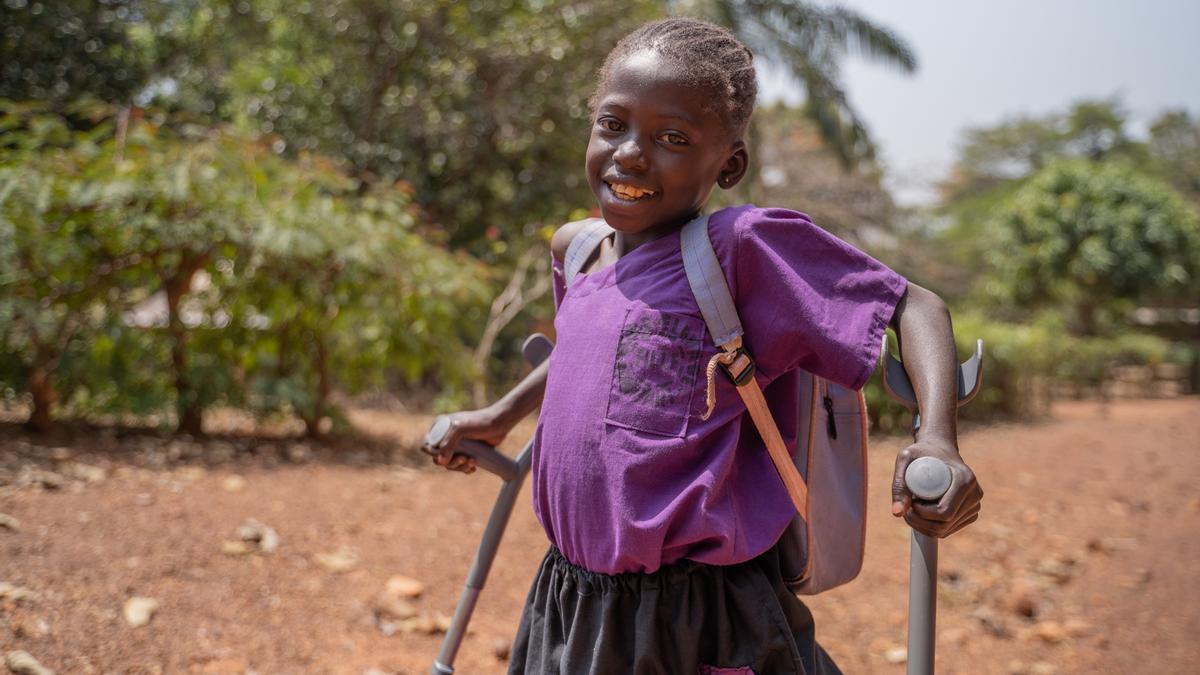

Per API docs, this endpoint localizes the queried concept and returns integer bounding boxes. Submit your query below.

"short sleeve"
[551,254,567,311]
[712,206,908,390]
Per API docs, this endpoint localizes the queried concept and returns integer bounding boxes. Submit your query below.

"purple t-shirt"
[533,205,908,574]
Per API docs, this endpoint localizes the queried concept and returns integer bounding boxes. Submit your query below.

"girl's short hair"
[591,17,758,138]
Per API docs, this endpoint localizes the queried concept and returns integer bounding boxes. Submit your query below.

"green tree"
[981,160,1200,335]
[1148,110,1200,205]
[941,98,1144,203]
[682,0,916,166]
[0,0,150,105]
[1,103,488,433]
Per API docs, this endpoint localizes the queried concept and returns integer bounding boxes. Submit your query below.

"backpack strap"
[680,216,810,520]
[563,218,615,287]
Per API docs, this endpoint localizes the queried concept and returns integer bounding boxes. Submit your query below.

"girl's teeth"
[610,183,655,200]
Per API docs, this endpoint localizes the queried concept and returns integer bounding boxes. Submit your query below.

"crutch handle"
[425,417,519,482]
[904,456,952,501]
[421,333,554,483]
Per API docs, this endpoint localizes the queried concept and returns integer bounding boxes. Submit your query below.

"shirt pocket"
[604,306,706,438]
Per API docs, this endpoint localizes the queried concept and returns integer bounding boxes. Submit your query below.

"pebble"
[222,475,248,492]
[0,513,19,531]
[5,650,55,675]
[492,638,512,661]
[883,646,907,664]
[234,519,279,554]
[314,548,359,573]
[1033,621,1067,644]
[123,596,160,628]
[0,582,39,604]
[221,540,254,556]
[384,575,425,599]
[1030,661,1059,675]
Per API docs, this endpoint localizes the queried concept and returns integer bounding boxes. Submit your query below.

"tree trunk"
[25,358,57,433]
[304,337,331,439]
[164,253,209,436]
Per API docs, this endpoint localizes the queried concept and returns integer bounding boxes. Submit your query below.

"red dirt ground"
[2,398,1198,674]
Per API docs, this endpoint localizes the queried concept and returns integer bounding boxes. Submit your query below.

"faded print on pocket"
[605,307,705,437]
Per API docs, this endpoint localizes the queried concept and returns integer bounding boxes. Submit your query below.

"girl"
[425,17,983,675]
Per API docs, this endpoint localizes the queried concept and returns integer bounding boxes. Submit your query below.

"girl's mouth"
[606,182,657,201]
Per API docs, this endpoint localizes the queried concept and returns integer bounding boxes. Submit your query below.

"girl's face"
[586,50,747,241]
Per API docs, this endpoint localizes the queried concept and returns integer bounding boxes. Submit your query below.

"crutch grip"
[424,416,520,482]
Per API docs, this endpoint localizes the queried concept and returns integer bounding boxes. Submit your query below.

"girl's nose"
[613,138,648,171]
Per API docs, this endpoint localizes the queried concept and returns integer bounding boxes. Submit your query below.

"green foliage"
[979,159,1200,334]
[154,0,663,251]
[1148,110,1200,204]
[0,0,150,105]
[0,103,488,432]
[865,314,1182,433]
[682,0,916,167]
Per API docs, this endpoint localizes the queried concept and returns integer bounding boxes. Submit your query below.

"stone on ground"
[5,650,55,675]
[123,596,160,628]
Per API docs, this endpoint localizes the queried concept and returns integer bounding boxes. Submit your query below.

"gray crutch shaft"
[433,440,533,674]
[882,337,983,675]
[430,333,552,675]
[904,456,952,675]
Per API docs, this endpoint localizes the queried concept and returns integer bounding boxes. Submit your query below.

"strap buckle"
[719,347,756,386]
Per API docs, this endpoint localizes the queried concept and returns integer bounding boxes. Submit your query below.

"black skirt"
[508,544,842,675]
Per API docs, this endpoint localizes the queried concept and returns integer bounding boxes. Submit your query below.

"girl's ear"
[717,141,749,190]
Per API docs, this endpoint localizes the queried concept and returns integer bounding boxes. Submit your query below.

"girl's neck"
[612,209,702,257]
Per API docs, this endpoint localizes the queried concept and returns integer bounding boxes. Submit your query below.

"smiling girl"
[426,17,982,674]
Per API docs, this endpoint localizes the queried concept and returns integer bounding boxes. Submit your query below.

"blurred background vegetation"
[2,0,1198,437]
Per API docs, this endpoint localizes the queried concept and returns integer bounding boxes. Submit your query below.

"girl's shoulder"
[550,217,607,263]
[708,203,829,252]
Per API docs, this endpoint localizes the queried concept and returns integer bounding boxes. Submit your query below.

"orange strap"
[709,339,809,520]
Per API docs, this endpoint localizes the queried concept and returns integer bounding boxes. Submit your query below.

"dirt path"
[2,398,1198,674]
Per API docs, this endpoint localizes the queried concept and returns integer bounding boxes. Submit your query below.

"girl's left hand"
[890,440,983,538]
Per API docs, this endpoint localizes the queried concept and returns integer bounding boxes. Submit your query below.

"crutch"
[423,333,553,675]
[882,337,983,675]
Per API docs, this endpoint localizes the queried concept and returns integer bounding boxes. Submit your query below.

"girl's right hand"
[421,406,513,474]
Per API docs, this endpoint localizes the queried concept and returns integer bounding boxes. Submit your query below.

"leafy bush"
[0,102,489,433]
[864,312,1183,435]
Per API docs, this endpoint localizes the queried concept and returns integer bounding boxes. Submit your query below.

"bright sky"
[759,0,1200,205]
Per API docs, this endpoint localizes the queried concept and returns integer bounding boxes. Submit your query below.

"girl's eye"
[661,132,688,145]
[598,117,624,132]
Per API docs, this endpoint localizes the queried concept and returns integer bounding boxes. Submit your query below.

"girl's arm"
[427,219,593,473]
[888,283,984,537]
[424,360,549,473]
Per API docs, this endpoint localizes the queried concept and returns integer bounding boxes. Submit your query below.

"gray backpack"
[565,215,868,594]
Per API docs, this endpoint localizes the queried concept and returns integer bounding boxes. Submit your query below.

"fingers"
[421,416,467,471]
[445,454,477,473]
[906,500,982,538]
[891,450,915,516]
